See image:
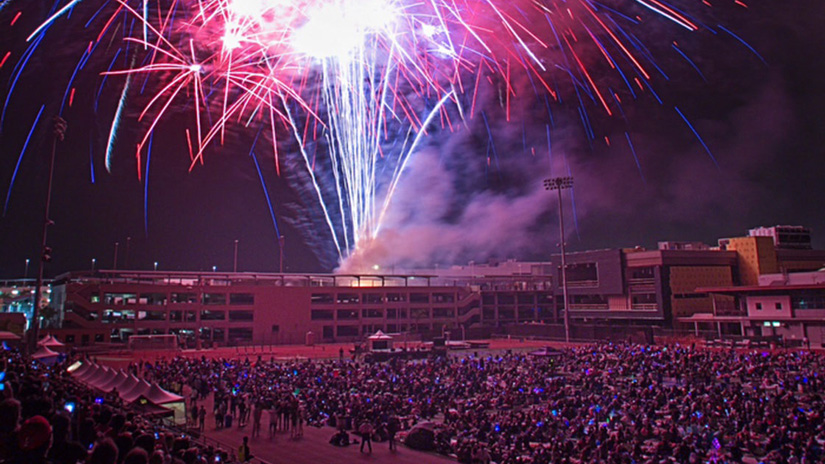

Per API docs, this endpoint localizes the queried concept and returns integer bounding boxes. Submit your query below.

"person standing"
[238,436,252,463]
[198,405,206,432]
[387,416,400,451]
[358,419,374,454]
[252,401,263,438]
[238,398,247,428]
[268,404,278,439]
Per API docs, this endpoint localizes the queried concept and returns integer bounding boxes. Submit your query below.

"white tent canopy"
[116,374,140,396]
[368,330,393,340]
[144,383,184,405]
[99,370,129,392]
[37,335,65,347]
[121,380,152,403]
[32,345,59,360]
[85,366,112,388]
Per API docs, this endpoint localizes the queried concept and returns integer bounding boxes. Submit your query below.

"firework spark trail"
[4,0,755,264]
[3,104,45,216]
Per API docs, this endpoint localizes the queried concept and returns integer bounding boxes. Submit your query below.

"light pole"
[24,259,30,280]
[113,242,119,270]
[30,116,66,354]
[544,176,574,344]
[91,258,96,272]
[124,236,131,269]
[233,239,239,273]
[212,265,217,272]
[278,235,285,273]
[154,261,158,271]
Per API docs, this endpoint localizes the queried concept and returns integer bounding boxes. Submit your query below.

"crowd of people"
[0,349,234,464]
[138,343,825,464]
[3,342,824,464]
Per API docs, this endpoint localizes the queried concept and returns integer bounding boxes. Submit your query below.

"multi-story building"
[32,225,825,347]
[749,225,813,250]
[682,269,825,347]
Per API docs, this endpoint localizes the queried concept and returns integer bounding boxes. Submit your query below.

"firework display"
[1,0,756,266]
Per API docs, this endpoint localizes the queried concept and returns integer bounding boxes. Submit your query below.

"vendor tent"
[143,383,186,424]
[99,370,129,392]
[31,346,60,365]
[367,330,394,351]
[121,379,152,403]
[37,335,65,348]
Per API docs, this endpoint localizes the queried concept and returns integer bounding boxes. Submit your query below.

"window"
[775,302,782,310]
[791,291,825,310]
[433,293,455,303]
[322,326,334,339]
[433,308,454,318]
[311,310,334,320]
[498,294,515,305]
[629,267,655,279]
[337,293,360,304]
[200,310,226,321]
[102,309,135,323]
[203,293,227,305]
[337,309,359,320]
[386,293,406,302]
[228,310,254,321]
[94,334,104,342]
[518,307,535,320]
[170,310,196,322]
[337,326,359,337]
[271,325,280,334]
[103,293,137,305]
[410,293,429,304]
[517,294,535,305]
[755,303,763,310]
[410,308,429,319]
[567,262,598,282]
[498,308,515,319]
[228,328,253,341]
[90,294,101,303]
[386,308,397,319]
[139,293,168,305]
[311,293,334,304]
[229,293,255,305]
[137,310,167,321]
[65,334,75,343]
[362,309,383,318]
[363,293,383,304]
[171,293,198,304]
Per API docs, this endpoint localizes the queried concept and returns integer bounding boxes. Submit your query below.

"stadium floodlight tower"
[544,176,574,344]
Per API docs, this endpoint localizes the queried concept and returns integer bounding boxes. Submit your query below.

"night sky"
[0,1,824,278]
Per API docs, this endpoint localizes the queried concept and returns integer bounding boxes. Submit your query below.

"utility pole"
[233,239,239,273]
[29,116,66,354]
[544,176,574,344]
[278,235,285,273]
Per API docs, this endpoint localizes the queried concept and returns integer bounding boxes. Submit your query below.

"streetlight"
[278,235,285,273]
[91,258,96,272]
[233,239,239,273]
[24,259,30,280]
[212,265,217,272]
[124,236,131,269]
[113,242,119,270]
[30,116,66,354]
[154,261,158,271]
[544,176,574,344]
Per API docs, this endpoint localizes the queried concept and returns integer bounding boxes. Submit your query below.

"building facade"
[31,225,825,347]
